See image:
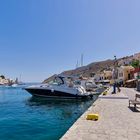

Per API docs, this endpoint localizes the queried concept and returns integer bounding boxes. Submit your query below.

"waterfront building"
[117,66,134,83]
[118,57,133,66]
[103,70,113,80]
[93,70,112,83]
[0,77,9,85]
[0,77,4,85]
[93,73,104,83]
[134,53,140,61]
[0,75,14,85]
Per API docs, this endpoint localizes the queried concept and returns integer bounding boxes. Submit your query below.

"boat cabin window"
[85,82,97,88]
[74,80,81,85]
[66,78,74,87]
[49,77,64,85]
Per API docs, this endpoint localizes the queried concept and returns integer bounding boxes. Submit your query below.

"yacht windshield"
[49,77,64,85]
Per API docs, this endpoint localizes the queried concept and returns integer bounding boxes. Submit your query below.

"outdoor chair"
[129,94,140,110]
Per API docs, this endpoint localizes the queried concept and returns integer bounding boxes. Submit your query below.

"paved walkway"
[61,88,140,140]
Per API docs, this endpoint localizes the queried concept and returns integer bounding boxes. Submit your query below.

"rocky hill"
[62,59,115,77]
[43,59,115,83]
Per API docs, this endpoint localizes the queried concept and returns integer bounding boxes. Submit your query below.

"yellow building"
[94,70,112,83]
[117,66,134,82]
[103,70,113,80]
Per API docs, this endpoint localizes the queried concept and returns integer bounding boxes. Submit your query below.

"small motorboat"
[24,75,93,99]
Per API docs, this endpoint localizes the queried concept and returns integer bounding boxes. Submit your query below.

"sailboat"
[11,75,25,87]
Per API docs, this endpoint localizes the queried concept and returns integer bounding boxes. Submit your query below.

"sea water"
[0,86,98,140]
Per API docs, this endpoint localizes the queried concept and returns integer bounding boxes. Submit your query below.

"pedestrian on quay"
[112,82,116,94]
[116,82,121,92]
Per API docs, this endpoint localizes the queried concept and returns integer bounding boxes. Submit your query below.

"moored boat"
[24,75,94,99]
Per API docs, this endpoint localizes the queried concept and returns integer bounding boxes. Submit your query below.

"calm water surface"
[0,86,98,140]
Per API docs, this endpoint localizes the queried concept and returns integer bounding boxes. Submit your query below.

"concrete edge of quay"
[60,88,140,140]
[60,93,103,139]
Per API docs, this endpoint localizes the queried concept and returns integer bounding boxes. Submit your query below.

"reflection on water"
[0,87,99,140]
[27,96,97,106]
[26,96,98,120]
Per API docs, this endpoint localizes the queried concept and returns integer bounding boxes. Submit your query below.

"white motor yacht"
[24,75,93,99]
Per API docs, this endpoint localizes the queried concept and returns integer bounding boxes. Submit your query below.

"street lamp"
[113,55,118,79]
[112,55,118,94]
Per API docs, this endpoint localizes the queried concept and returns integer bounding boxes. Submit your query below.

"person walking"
[112,82,116,94]
[116,82,121,92]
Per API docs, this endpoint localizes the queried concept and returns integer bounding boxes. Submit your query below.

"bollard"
[86,114,99,121]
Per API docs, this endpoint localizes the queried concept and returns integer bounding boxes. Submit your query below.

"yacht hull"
[25,88,91,99]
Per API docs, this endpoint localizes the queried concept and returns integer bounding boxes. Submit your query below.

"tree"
[131,59,140,68]
[0,75,5,79]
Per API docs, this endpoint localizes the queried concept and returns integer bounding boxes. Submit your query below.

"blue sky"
[0,0,140,82]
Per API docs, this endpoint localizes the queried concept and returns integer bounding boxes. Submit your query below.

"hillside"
[43,53,140,83]
[61,59,115,77]
[43,59,115,83]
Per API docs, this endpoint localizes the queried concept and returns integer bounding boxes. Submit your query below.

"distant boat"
[11,75,25,87]
[24,75,94,99]
[11,82,25,88]
[11,84,18,87]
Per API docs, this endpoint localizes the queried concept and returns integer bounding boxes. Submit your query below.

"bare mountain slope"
[62,59,115,77]
[43,59,115,83]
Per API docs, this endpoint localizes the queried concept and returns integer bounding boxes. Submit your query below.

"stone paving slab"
[61,88,140,140]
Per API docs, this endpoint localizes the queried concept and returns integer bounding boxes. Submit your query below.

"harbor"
[0,53,140,140]
[1,1,140,139]
[61,87,140,140]
[0,86,99,140]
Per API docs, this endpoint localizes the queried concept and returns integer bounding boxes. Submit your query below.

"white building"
[134,53,140,60]
[0,77,10,85]
[93,73,105,82]
[93,70,112,82]
[118,57,133,66]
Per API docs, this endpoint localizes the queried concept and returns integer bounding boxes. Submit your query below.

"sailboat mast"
[81,54,84,67]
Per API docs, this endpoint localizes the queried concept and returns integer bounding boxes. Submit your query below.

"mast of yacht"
[81,53,84,67]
